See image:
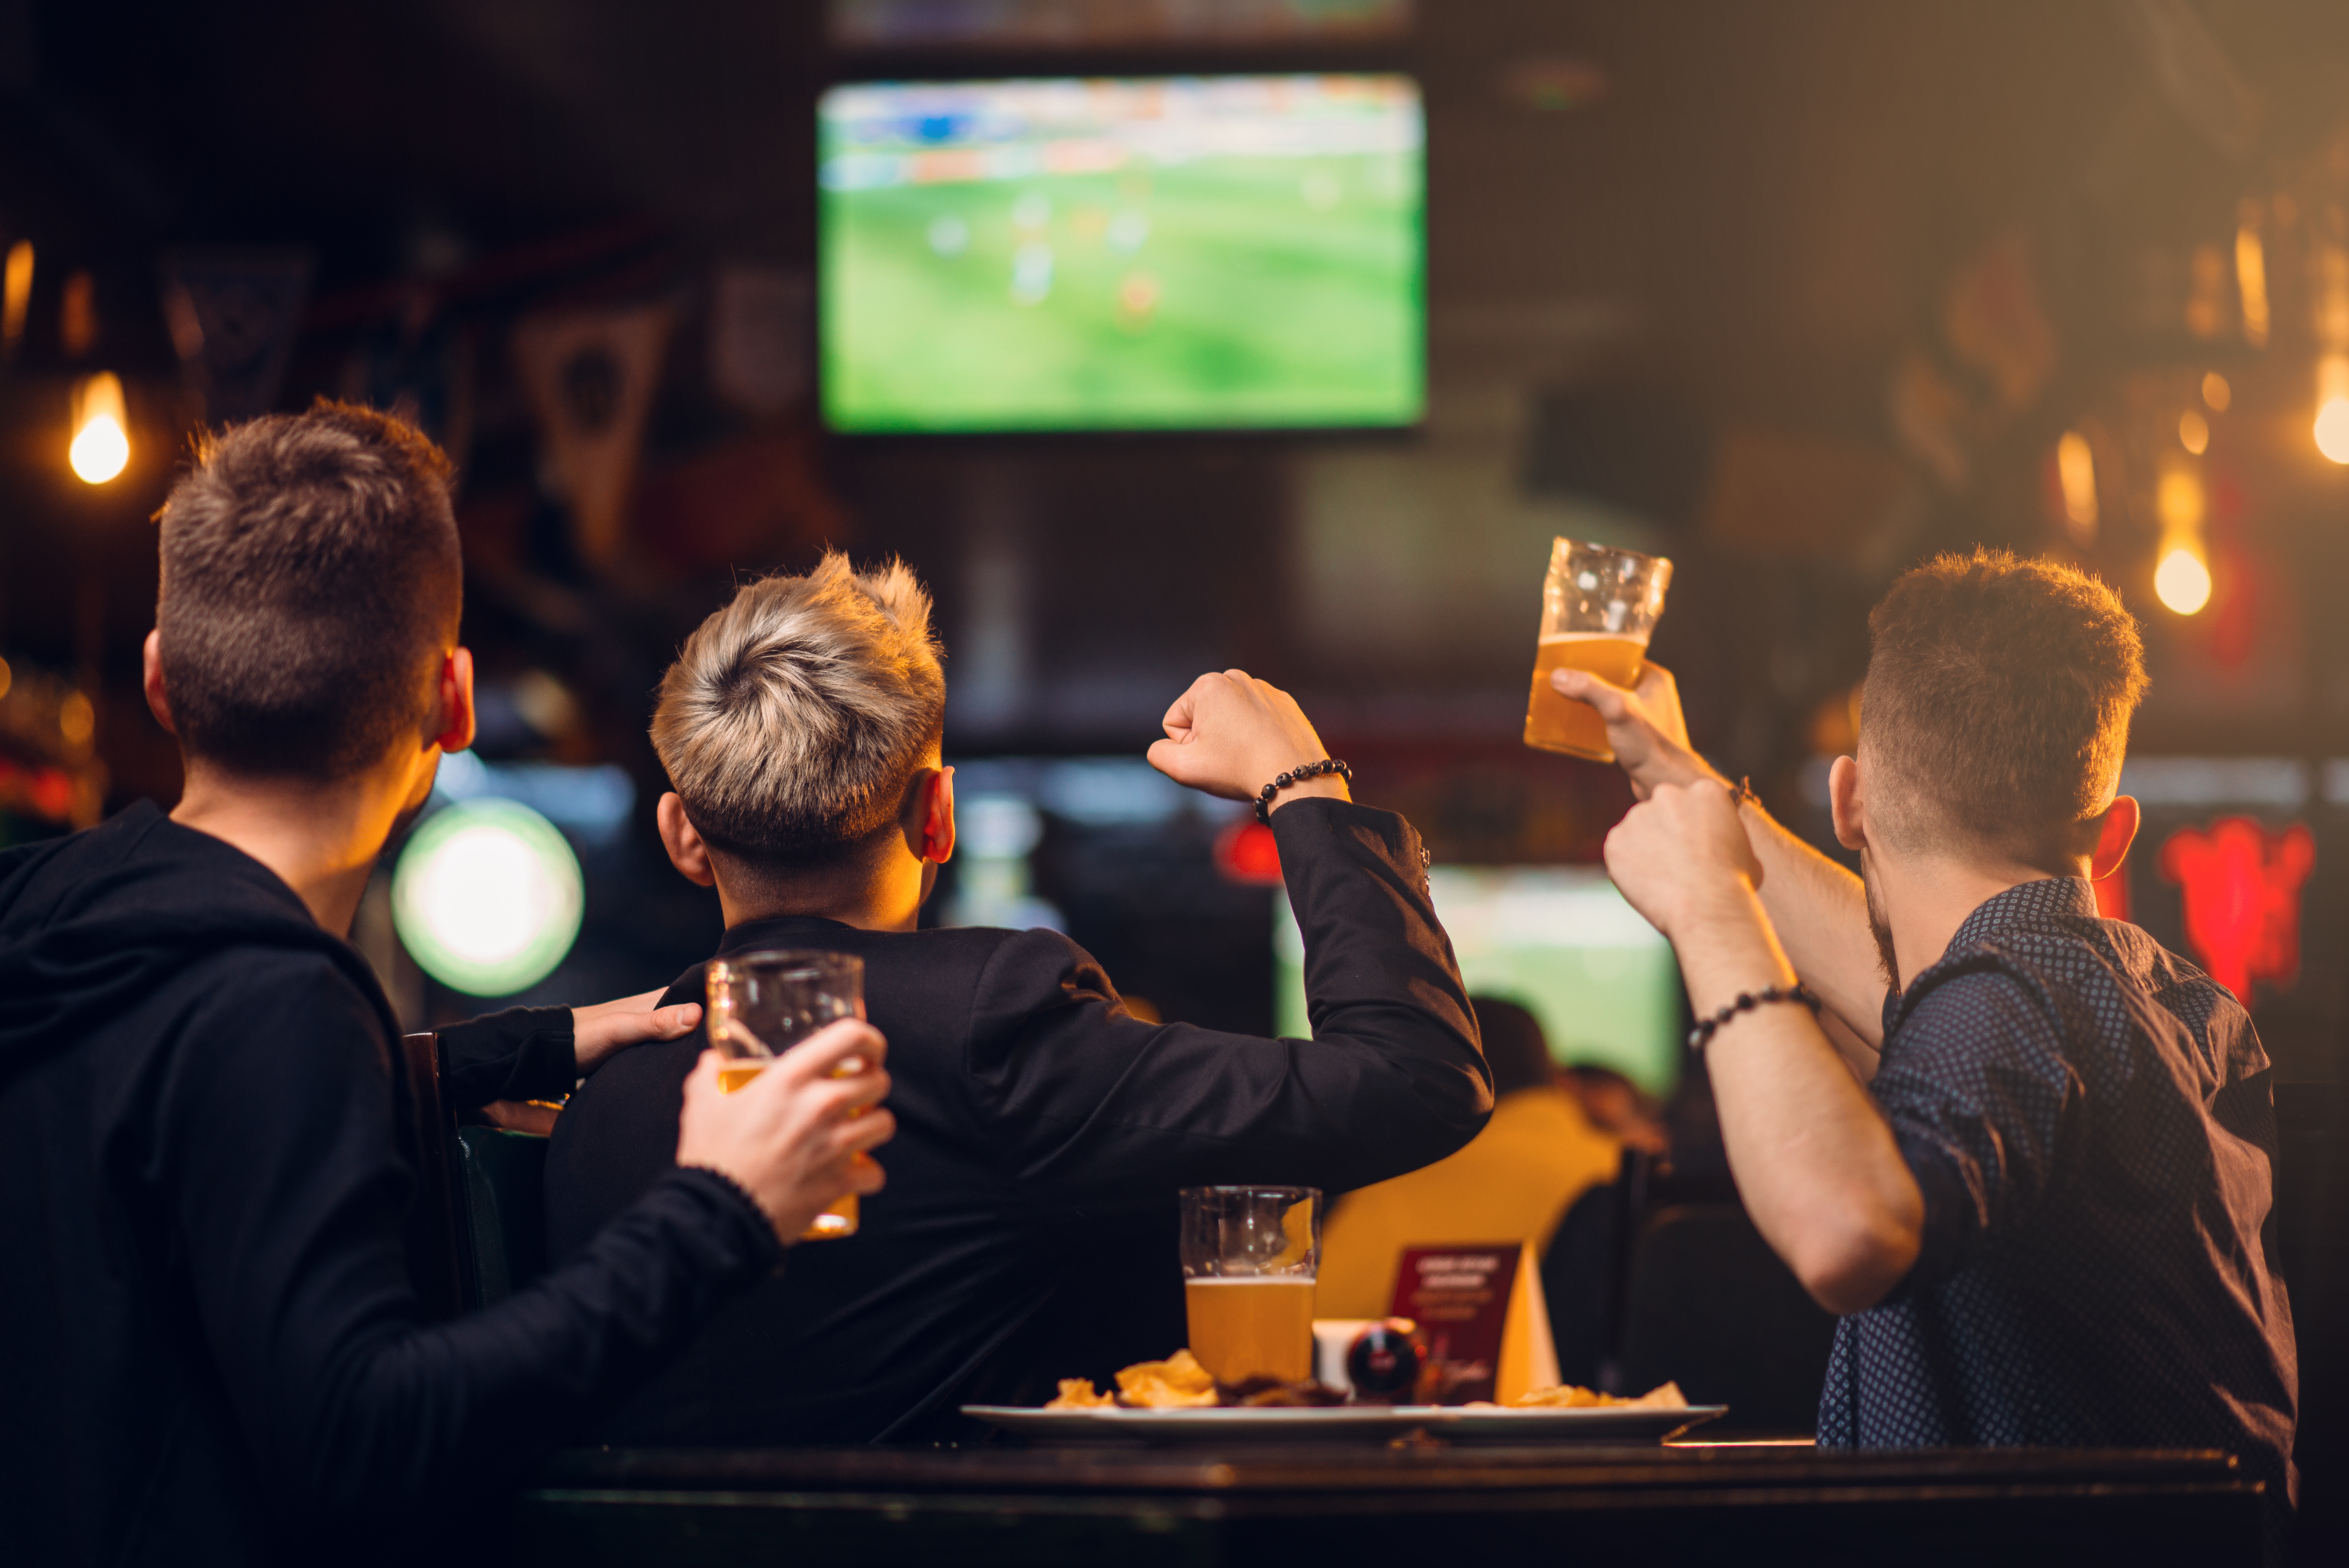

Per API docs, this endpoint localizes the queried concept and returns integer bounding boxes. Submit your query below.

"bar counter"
[514,1441,2263,1567]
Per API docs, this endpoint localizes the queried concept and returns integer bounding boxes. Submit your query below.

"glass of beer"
[1523,536,1674,763]
[1179,1186,1321,1385]
[706,950,866,1241]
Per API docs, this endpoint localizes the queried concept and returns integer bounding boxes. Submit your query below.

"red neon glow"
[1214,819,1284,886]
[2157,817,2315,1002]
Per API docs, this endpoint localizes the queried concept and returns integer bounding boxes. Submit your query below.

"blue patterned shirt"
[1816,878,2297,1500]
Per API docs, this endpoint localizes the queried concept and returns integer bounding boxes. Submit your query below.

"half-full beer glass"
[706,950,866,1240]
[1179,1186,1321,1384]
[1523,537,1674,763]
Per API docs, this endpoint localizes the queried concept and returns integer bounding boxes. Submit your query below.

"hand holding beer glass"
[1180,1186,1321,1384]
[707,950,870,1240]
[1523,538,1673,763]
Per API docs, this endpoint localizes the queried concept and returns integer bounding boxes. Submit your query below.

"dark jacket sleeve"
[966,798,1490,1207]
[164,964,782,1516]
[437,1004,577,1110]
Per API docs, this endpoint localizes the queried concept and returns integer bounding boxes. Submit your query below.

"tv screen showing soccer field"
[818,75,1425,433]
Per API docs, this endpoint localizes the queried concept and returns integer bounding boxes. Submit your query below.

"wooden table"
[515,1441,2265,1567]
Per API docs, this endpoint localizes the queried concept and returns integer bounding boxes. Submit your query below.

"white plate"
[962,1403,1726,1445]
[1439,1404,1727,1444]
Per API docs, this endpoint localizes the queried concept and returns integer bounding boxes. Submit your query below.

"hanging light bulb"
[2153,454,2210,616]
[2,240,30,357]
[2156,542,2213,615]
[69,372,130,484]
[2317,354,2349,466]
[2056,431,2098,537]
[2235,218,2269,348]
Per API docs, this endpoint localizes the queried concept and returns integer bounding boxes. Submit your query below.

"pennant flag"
[708,263,811,419]
[341,314,476,477]
[157,249,314,423]
[512,301,674,574]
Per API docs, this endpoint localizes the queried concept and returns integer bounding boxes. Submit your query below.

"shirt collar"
[1884,877,2096,1031]
[1943,877,2099,952]
[715,913,860,958]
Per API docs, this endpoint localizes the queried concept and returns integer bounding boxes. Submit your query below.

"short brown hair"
[651,552,945,864]
[156,401,461,780]
[1862,549,2146,868]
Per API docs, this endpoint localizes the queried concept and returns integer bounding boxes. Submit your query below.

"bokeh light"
[2316,399,2349,465]
[2155,545,2213,616]
[392,798,583,996]
[68,372,128,484]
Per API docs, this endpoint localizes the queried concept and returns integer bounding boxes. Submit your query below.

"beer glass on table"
[1523,537,1674,763]
[1179,1186,1321,1385]
[706,950,866,1240]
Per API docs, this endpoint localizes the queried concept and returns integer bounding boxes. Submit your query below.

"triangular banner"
[708,262,810,419]
[512,301,674,574]
[341,315,476,478]
[157,249,315,424]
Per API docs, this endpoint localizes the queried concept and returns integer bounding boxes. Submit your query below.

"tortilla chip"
[1044,1379,1116,1410]
[1507,1380,1686,1409]
[1114,1349,1220,1408]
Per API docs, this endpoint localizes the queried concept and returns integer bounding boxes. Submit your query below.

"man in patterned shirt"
[1556,549,2296,1507]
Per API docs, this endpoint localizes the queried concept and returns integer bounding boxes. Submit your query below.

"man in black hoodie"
[0,403,895,1566]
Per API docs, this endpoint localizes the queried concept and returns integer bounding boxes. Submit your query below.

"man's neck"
[171,764,420,934]
[1879,851,2084,992]
[715,859,927,935]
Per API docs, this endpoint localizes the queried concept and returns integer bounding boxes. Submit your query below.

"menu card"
[1388,1242,1559,1405]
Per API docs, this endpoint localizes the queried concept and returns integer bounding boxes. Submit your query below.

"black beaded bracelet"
[1686,980,1822,1053]
[1254,757,1353,824]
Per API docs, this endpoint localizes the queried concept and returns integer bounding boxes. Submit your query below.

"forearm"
[1670,887,1922,1314]
[246,1169,778,1514]
[437,1005,577,1108]
[1739,803,1887,1053]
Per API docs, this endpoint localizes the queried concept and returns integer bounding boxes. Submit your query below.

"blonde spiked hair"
[652,553,946,861]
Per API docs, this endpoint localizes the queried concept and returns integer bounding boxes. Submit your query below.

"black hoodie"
[0,803,783,1566]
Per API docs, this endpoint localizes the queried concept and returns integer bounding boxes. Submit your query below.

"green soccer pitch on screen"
[818,75,1426,433]
[1277,867,1686,1096]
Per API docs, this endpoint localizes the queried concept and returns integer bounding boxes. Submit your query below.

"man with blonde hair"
[1561,549,2295,1507]
[547,552,1491,1443]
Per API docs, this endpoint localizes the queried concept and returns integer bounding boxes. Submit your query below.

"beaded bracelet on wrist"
[1254,757,1353,825]
[1687,980,1821,1053]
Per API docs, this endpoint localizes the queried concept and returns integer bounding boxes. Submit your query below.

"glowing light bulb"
[2202,371,2231,412]
[2179,410,2210,455]
[69,371,129,483]
[2156,545,2213,616]
[2056,430,2098,533]
[2317,399,2349,465]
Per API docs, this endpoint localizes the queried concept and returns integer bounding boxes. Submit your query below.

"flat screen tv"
[1278,867,1684,1095]
[818,75,1425,433]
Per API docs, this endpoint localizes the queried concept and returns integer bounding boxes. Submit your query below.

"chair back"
[453,1124,552,1309]
[399,1032,466,1320]
[1615,1201,1837,1432]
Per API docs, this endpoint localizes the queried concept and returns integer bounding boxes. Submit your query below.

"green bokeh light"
[392,798,584,997]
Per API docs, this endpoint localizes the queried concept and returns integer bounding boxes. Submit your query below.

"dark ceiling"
[8,0,2346,428]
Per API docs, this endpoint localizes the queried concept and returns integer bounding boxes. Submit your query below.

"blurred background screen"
[827,0,1415,51]
[818,75,1425,431]
[1278,867,1681,1094]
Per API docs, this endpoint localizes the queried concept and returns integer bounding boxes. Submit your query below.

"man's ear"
[656,792,718,888]
[429,647,476,756]
[2089,795,2141,882]
[142,629,176,736]
[1829,754,1868,852]
[916,765,955,865]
